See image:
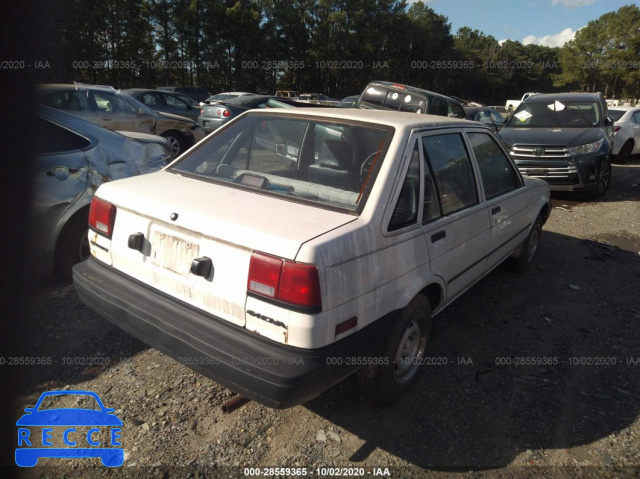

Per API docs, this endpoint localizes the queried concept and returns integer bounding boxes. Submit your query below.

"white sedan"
[73,108,551,408]
[610,107,640,163]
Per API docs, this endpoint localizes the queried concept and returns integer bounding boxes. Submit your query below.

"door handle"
[431,231,446,243]
[492,206,501,215]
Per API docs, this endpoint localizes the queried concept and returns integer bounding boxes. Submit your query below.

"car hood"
[499,127,604,147]
[16,409,123,427]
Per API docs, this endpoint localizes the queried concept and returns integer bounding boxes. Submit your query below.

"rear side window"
[34,117,90,154]
[42,91,90,112]
[468,132,520,199]
[389,142,420,231]
[422,133,478,215]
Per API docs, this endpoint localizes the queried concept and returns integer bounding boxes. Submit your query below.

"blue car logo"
[16,390,123,467]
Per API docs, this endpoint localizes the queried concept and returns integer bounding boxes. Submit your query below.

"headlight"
[569,138,604,155]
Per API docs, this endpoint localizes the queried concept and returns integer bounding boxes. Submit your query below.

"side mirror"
[605,116,614,126]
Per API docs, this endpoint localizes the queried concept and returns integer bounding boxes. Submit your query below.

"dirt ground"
[8,159,640,478]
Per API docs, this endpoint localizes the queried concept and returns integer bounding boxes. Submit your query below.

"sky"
[409,0,639,47]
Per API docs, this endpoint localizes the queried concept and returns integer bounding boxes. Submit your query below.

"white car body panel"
[611,107,640,156]
[87,109,550,350]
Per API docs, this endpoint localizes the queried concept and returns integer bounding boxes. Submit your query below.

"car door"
[31,117,90,264]
[419,130,491,302]
[90,90,154,133]
[465,130,536,271]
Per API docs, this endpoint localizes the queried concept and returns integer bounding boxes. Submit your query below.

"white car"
[73,109,551,408]
[610,107,640,163]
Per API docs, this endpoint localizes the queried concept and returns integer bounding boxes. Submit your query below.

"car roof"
[523,92,603,103]
[363,81,461,103]
[242,107,481,130]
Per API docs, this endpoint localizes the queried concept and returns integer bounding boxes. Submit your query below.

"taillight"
[222,110,231,117]
[248,252,321,309]
[614,126,621,133]
[88,197,116,238]
[200,109,204,115]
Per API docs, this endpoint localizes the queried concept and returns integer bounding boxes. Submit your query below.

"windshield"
[508,100,601,128]
[170,113,393,212]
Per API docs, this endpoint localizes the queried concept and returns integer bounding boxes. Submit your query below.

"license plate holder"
[151,231,199,275]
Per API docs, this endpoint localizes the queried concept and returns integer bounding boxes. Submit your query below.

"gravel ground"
[7,161,640,478]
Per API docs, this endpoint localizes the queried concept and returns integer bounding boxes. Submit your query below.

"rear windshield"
[608,109,627,122]
[508,100,601,128]
[360,85,427,113]
[170,114,393,212]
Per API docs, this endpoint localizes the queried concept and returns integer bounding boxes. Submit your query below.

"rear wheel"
[508,213,543,273]
[54,212,90,281]
[357,295,431,404]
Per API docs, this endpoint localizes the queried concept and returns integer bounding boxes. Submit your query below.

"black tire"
[587,157,612,199]
[54,212,90,281]
[357,295,432,404]
[614,140,633,165]
[508,213,543,273]
[162,131,186,157]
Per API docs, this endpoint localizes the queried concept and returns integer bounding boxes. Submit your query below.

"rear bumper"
[73,258,395,408]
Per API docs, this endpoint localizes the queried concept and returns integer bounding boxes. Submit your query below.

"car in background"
[198,95,295,133]
[608,106,640,164]
[499,92,614,198]
[357,81,467,119]
[38,84,205,157]
[297,93,337,104]
[275,90,300,99]
[200,92,255,106]
[73,108,550,408]
[336,95,359,108]
[31,106,171,280]
[463,106,507,134]
[157,86,210,103]
[123,88,201,121]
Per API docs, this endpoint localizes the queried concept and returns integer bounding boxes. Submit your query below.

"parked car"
[275,90,300,99]
[31,106,171,280]
[358,81,467,119]
[609,107,640,164]
[463,106,507,133]
[336,95,359,108]
[201,92,256,106]
[499,92,614,198]
[297,93,337,104]
[198,95,295,133]
[123,88,201,121]
[73,108,551,408]
[157,86,210,103]
[38,84,205,157]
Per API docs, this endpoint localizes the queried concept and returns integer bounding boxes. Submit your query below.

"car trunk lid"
[95,171,356,327]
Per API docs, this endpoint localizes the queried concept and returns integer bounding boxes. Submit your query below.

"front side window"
[468,132,519,199]
[422,133,478,215]
[171,114,393,212]
[164,94,189,109]
[447,102,465,119]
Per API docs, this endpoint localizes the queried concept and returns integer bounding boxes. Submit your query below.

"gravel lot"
[7,160,640,478]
